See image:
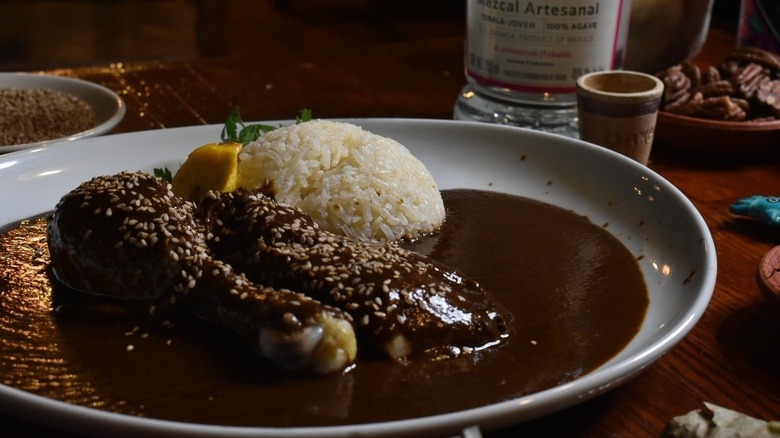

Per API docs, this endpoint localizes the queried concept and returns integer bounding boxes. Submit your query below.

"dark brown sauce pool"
[0,189,648,427]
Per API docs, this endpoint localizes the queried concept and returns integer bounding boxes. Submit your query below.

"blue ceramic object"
[730,195,780,225]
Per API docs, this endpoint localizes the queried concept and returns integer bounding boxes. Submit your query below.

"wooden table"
[3,27,780,437]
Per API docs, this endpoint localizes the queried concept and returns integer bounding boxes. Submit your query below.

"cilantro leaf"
[296,108,312,124]
[220,106,278,145]
[154,167,173,183]
[237,123,275,145]
[220,106,312,146]
[220,106,242,144]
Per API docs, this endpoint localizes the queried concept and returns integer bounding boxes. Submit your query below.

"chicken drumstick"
[200,188,510,360]
[47,172,356,374]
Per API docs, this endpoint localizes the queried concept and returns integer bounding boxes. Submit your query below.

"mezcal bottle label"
[466,0,631,95]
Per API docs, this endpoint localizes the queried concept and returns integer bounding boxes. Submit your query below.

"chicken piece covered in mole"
[47,171,357,375]
[199,188,510,360]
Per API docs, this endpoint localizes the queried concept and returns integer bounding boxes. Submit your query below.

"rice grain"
[238,120,444,242]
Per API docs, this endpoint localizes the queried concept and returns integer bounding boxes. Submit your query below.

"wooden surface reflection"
[2,10,780,438]
[47,37,465,129]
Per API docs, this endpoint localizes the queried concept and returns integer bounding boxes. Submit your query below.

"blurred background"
[0,0,744,72]
[0,0,466,71]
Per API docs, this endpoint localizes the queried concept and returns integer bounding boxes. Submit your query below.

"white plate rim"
[0,119,717,437]
[0,72,126,152]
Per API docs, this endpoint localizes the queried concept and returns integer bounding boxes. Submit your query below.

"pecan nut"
[672,93,748,121]
[694,80,735,98]
[733,63,771,100]
[701,65,721,85]
[756,79,780,114]
[725,47,780,72]
[657,46,780,121]
[682,61,702,89]
[658,65,692,104]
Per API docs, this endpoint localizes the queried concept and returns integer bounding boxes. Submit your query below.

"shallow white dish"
[0,119,716,437]
[0,73,125,152]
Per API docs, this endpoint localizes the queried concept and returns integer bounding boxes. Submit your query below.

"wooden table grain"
[3,27,780,437]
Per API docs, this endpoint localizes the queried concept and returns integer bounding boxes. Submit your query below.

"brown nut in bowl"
[654,47,780,154]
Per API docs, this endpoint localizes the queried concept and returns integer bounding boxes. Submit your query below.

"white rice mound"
[237,120,445,242]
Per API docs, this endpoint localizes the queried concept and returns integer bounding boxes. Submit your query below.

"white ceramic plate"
[0,73,125,152]
[0,119,716,437]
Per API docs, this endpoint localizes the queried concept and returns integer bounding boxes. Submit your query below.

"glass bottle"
[454,0,633,137]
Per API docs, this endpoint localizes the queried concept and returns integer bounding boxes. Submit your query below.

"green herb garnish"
[296,108,312,124]
[153,167,173,183]
[221,106,313,145]
[220,106,276,145]
[157,107,313,180]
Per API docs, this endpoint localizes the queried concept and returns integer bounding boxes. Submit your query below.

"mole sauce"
[0,189,647,427]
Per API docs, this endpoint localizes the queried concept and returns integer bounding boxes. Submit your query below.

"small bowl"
[654,110,780,156]
[0,73,125,153]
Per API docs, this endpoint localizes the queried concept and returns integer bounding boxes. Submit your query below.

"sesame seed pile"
[202,188,508,360]
[0,88,95,146]
[47,171,354,373]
